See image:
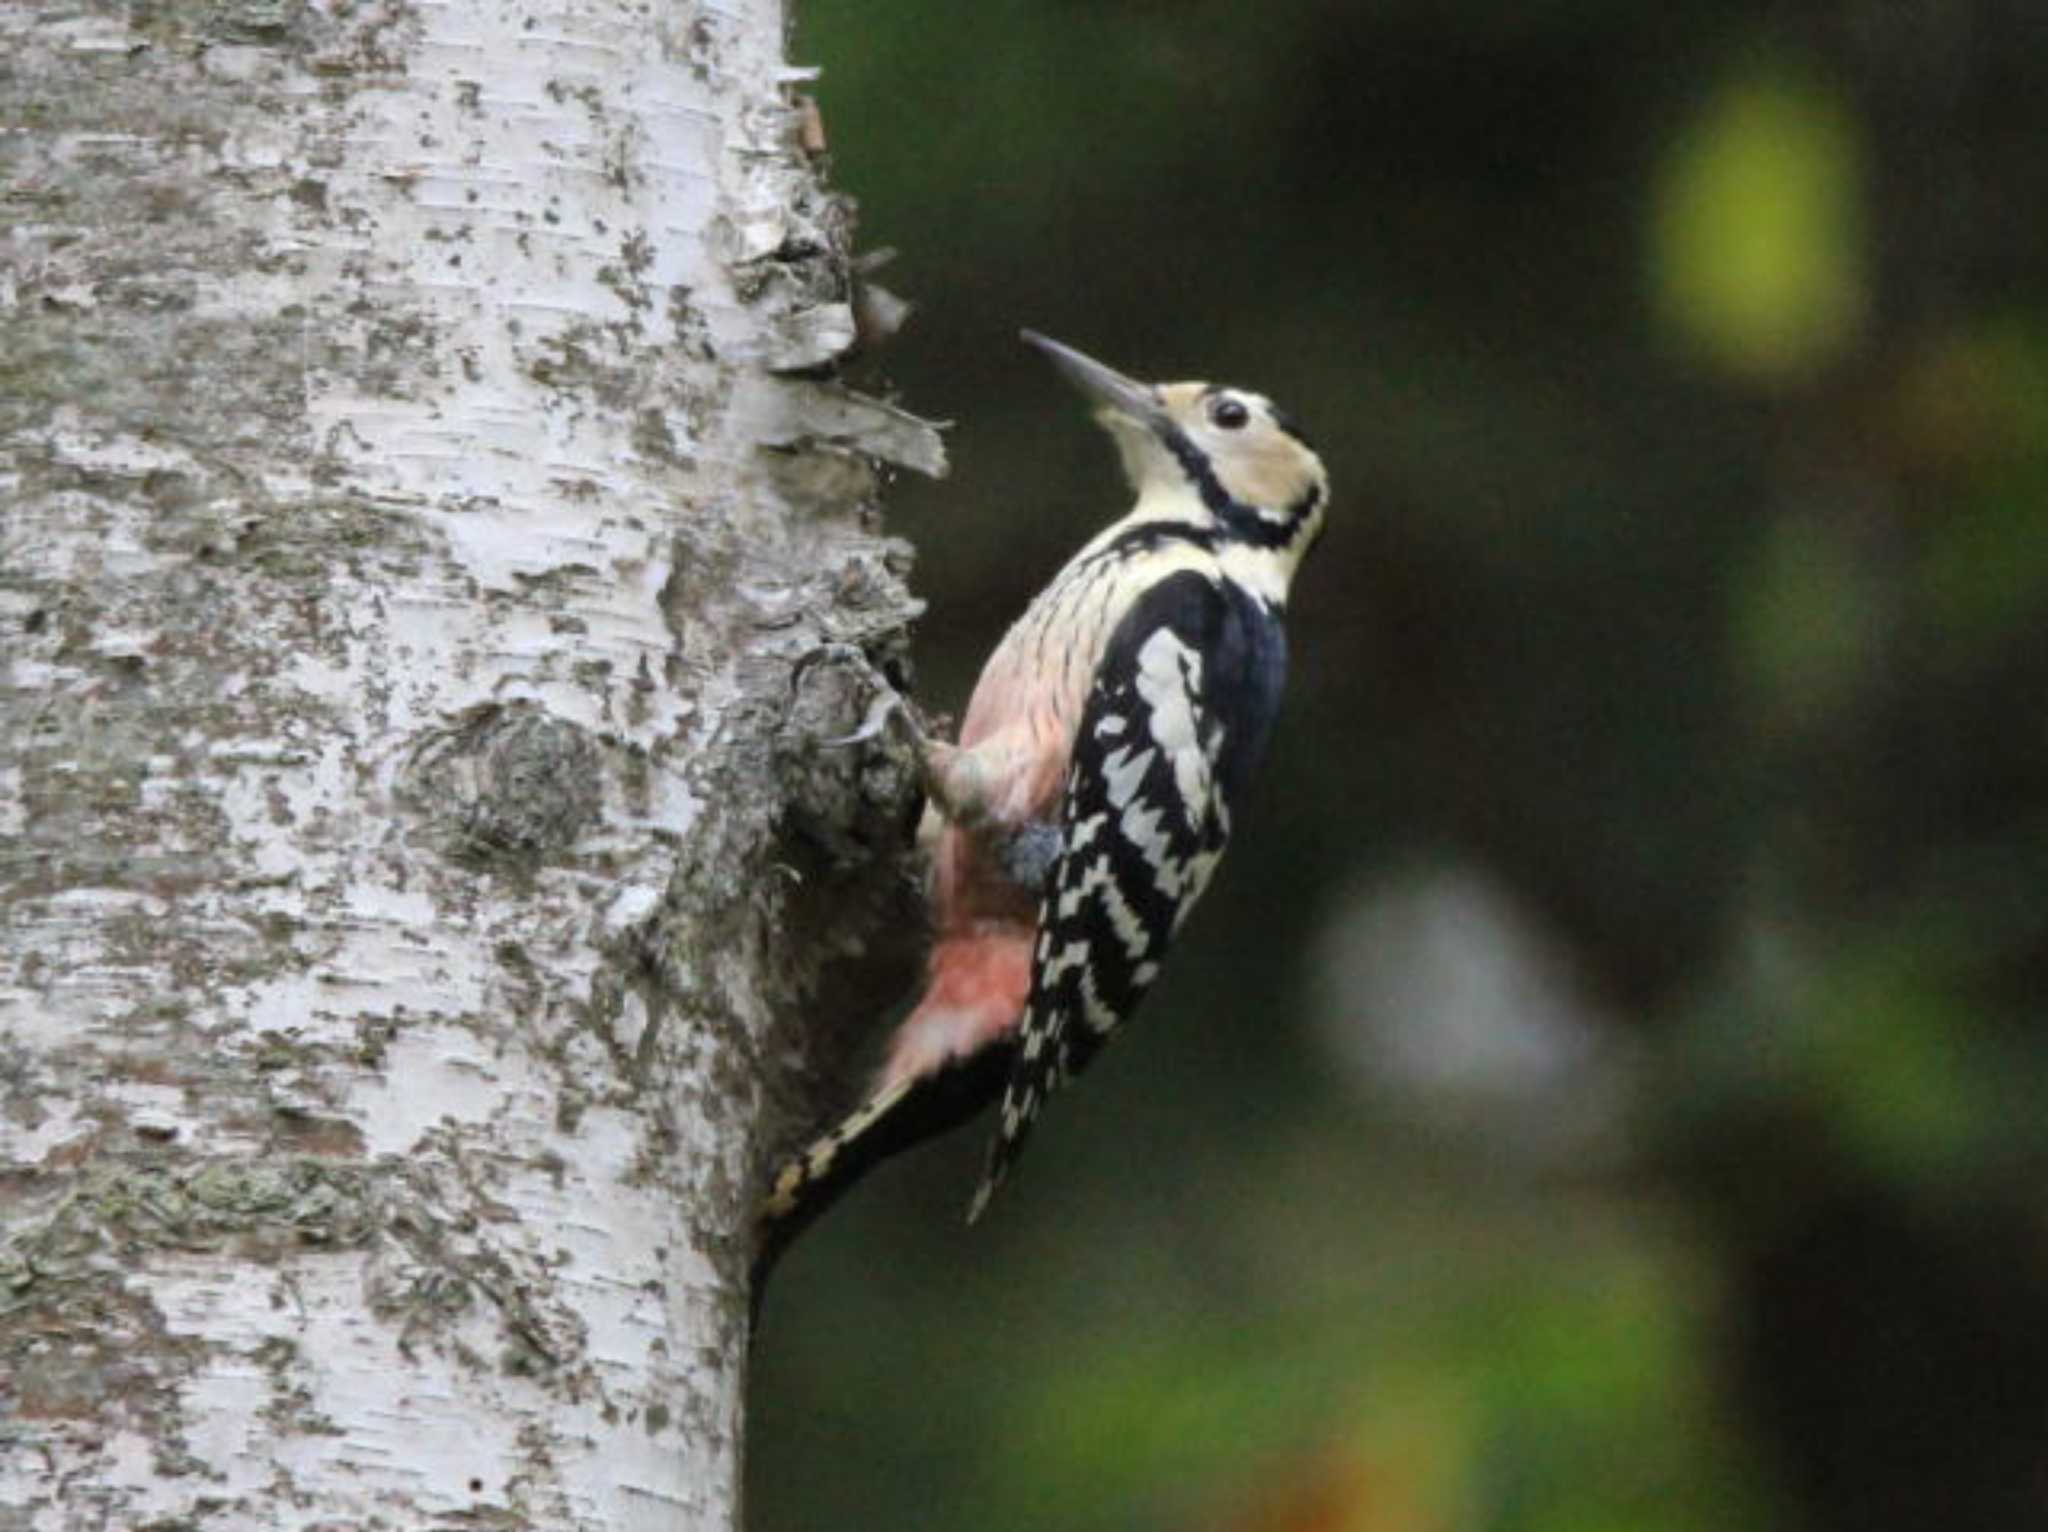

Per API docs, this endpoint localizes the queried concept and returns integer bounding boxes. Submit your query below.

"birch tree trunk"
[0,1,934,1526]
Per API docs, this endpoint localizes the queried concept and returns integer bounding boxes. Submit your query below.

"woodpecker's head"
[1023,330,1328,559]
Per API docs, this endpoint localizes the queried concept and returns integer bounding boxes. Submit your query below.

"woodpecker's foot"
[792,644,1004,829]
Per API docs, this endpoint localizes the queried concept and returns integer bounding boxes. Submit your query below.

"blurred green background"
[748,4,2048,1528]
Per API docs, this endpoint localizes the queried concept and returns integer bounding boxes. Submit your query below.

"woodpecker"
[757,331,1327,1287]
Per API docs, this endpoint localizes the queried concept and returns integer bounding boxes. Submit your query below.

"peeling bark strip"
[0,2,934,1528]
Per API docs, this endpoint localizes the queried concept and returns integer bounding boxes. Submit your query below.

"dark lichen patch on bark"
[310,305,447,402]
[121,0,425,76]
[523,320,650,413]
[0,477,442,923]
[368,1142,590,1370]
[632,406,687,466]
[207,496,445,586]
[682,10,737,85]
[1,1161,379,1295]
[268,1113,369,1158]
[722,168,856,334]
[667,284,716,360]
[517,957,682,1147]
[0,1275,206,1455]
[0,313,313,447]
[399,702,604,870]
[0,1151,592,1438]
[253,1335,346,1438]
[596,229,660,323]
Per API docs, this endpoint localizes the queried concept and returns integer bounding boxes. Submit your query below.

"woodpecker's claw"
[825,686,910,749]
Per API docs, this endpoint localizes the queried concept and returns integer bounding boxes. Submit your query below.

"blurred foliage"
[750,3,2048,1529]
[1650,62,1867,383]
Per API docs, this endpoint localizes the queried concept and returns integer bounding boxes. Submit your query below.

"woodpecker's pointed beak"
[1021,330,1167,431]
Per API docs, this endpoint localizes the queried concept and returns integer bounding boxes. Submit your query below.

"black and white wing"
[968,569,1286,1219]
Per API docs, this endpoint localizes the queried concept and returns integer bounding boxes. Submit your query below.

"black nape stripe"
[1219,504,1314,550]
[1159,426,1241,520]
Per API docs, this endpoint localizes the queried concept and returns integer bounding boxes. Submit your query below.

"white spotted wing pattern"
[968,566,1286,1219]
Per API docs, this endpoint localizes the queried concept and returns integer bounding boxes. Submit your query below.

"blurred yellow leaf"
[1651,63,1867,382]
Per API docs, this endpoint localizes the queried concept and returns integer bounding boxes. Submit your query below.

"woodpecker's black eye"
[1209,396,1250,430]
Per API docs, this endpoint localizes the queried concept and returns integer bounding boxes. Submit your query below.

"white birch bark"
[0,1,935,1526]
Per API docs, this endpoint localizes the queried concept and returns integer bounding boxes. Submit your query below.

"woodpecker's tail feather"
[750,1042,1014,1326]
[751,931,1032,1327]
[965,1079,1036,1226]
[966,1018,1087,1225]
